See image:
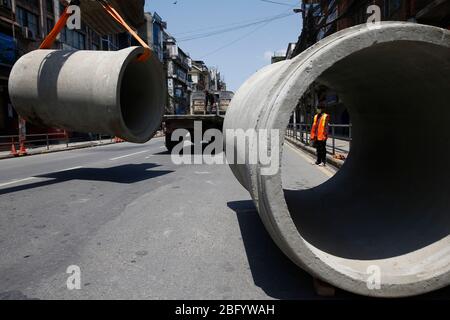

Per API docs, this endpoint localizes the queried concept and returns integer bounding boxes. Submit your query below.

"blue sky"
[144,0,303,92]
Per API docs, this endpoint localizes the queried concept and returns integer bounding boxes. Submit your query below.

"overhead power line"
[258,0,299,7]
[178,12,295,42]
[174,11,296,37]
[200,9,294,58]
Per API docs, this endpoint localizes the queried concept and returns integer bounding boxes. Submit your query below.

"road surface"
[0,138,448,299]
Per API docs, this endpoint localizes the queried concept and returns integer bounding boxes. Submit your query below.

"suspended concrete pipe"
[224,22,450,297]
[9,46,165,143]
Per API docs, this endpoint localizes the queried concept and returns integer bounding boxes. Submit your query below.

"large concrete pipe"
[224,22,450,297]
[9,46,165,143]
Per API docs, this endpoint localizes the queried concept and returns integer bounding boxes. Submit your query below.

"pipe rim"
[256,22,450,297]
[115,46,165,143]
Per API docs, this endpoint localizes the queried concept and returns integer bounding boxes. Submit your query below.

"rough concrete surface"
[9,47,165,143]
[224,22,450,297]
[0,138,449,299]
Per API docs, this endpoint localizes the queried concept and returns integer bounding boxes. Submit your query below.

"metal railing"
[0,133,114,153]
[286,123,352,155]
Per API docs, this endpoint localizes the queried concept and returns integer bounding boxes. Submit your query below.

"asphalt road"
[0,138,448,300]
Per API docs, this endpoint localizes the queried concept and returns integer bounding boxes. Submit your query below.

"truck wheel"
[165,134,177,153]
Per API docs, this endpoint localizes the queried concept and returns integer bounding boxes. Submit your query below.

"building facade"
[286,0,450,132]
[0,0,141,136]
[187,61,228,114]
[189,60,210,93]
[140,11,227,116]
[164,35,192,115]
[140,11,194,115]
[139,11,166,63]
[208,67,226,92]
[293,0,450,57]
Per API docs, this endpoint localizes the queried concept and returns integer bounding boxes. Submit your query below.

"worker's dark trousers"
[315,140,327,164]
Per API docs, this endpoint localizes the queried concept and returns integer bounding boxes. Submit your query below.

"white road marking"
[285,141,335,178]
[0,166,84,189]
[109,150,148,161]
[0,177,36,188]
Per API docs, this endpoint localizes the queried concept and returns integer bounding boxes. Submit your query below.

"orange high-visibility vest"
[310,113,329,141]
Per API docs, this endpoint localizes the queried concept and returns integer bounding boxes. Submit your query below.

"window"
[101,35,118,51]
[46,18,54,35]
[22,0,39,8]
[306,3,322,17]
[176,68,187,82]
[46,0,54,14]
[385,0,401,18]
[175,88,183,98]
[354,4,368,25]
[16,6,39,38]
[101,36,110,50]
[61,27,86,50]
[118,32,131,49]
[91,31,100,50]
[0,32,16,65]
[167,43,177,57]
[76,32,85,49]
[153,24,161,46]
[91,31,100,44]
[0,0,12,9]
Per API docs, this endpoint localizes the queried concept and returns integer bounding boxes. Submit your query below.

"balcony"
[165,55,190,71]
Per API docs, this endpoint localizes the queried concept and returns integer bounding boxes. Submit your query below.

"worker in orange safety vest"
[310,104,330,166]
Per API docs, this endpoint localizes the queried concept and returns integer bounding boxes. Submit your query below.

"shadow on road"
[0,163,173,196]
[228,200,328,300]
[228,200,450,300]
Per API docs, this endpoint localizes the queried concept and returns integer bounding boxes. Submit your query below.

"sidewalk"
[285,135,350,169]
[0,131,165,161]
[0,139,117,160]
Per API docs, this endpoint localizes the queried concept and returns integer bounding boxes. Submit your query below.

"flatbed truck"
[163,91,234,152]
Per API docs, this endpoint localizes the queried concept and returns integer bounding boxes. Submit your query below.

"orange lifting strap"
[39,0,151,62]
[39,5,71,49]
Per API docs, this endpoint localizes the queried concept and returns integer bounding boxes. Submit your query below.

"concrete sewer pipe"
[223,22,450,297]
[9,46,165,143]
